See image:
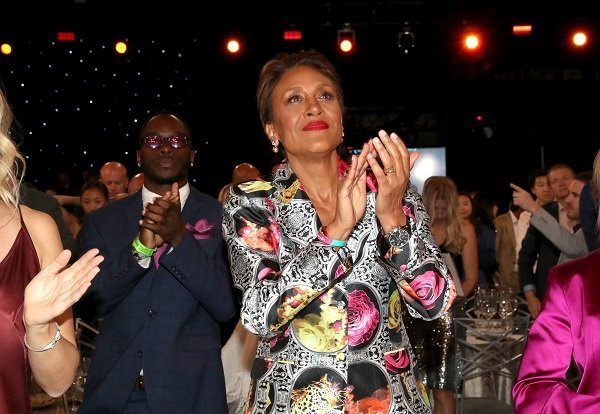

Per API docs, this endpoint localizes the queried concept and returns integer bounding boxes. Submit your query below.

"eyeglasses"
[141,135,191,149]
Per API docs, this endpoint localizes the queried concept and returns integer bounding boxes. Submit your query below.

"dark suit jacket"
[77,188,236,414]
[518,201,560,300]
[580,182,599,251]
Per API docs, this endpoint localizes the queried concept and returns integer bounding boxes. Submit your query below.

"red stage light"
[337,25,356,54]
[512,25,533,36]
[226,39,241,54]
[464,33,480,51]
[57,32,75,42]
[571,31,588,47]
[283,30,302,41]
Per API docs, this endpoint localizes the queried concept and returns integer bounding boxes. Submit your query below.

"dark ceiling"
[1,0,598,202]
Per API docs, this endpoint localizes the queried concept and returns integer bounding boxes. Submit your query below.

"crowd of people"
[0,48,598,414]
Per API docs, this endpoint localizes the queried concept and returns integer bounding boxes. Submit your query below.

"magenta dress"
[0,215,41,413]
[513,250,600,412]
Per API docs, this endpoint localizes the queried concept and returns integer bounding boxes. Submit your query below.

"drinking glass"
[480,289,498,320]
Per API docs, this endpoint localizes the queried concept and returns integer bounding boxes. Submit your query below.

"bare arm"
[460,221,479,297]
[23,207,102,396]
[53,194,81,207]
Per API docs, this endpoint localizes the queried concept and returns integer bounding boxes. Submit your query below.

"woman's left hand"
[23,248,104,328]
[367,130,419,233]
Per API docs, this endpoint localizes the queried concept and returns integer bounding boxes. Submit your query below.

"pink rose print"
[267,216,281,251]
[408,270,445,310]
[257,267,277,281]
[385,349,410,374]
[334,264,345,279]
[402,205,415,221]
[238,217,279,252]
[348,290,380,346]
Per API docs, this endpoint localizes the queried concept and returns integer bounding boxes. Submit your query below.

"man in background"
[99,161,129,201]
[128,172,144,195]
[217,162,261,203]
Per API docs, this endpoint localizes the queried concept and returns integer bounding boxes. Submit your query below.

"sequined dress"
[402,247,463,391]
[222,161,455,414]
[0,211,41,413]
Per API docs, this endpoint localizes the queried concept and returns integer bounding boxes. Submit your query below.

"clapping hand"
[327,141,373,240]
[140,182,185,247]
[23,248,104,329]
[367,130,419,232]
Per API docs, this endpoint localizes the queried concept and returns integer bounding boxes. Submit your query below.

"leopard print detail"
[290,375,346,414]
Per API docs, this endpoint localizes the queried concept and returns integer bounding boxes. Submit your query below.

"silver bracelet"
[24,322,62,352]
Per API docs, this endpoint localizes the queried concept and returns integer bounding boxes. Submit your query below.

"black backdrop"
[1,0,598,208]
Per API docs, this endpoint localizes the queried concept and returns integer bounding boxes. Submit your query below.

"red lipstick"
[302,121,329,131]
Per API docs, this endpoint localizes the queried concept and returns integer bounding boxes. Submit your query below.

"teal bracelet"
[317,226,347,247]
[132,237,156,257]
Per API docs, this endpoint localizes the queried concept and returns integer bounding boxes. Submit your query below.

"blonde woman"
[403,176,478,414]
[0,89,103,413]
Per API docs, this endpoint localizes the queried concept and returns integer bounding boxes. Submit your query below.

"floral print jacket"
[222,161,455,414]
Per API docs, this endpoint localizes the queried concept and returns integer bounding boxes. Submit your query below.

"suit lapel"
[181,187,203,225]
[125,192,145,236]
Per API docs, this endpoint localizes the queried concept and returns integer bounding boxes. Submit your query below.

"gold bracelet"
[24,322,62,352]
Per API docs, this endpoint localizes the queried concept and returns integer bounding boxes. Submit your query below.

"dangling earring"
[190,162,194,167]
[271,140,279,153]
[137,161,141,168]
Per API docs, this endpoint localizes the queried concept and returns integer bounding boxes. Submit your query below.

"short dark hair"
[137,109,192,145]
[575,170,593,183]
[528,168,547,190]
[256,50,344,127]
[80,180,109,201]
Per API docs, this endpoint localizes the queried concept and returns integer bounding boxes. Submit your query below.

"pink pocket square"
[185,219,215,240]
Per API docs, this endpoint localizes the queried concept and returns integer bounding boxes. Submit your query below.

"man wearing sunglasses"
[78,110,237,413]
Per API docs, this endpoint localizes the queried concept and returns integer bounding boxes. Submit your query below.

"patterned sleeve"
[378,184,456,320]
[222,181,353,338]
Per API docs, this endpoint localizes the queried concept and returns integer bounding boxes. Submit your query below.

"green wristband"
[132,237,156,257]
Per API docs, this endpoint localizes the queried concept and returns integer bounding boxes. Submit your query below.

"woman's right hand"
[327,141,373,240]
[23,248,104,329]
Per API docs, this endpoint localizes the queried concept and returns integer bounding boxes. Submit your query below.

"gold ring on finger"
[384,166,395,175]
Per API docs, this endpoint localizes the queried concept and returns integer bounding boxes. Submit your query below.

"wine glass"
[497,291,515,330]
[480,289,498,330]
[474,288,497,329]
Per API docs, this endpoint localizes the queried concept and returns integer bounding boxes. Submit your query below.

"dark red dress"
[0,215,41,413]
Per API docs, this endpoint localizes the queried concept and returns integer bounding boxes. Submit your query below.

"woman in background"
[457,191,497,288]
[403,176,478,414]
